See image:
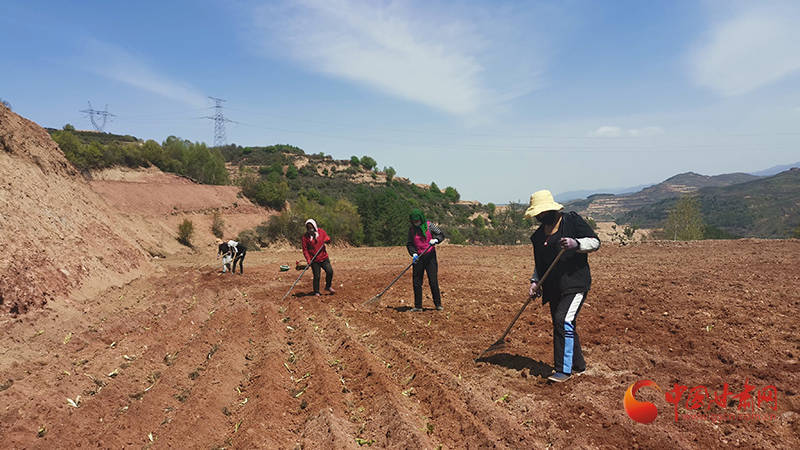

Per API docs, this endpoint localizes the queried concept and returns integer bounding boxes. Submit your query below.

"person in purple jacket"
[406,209,446,312]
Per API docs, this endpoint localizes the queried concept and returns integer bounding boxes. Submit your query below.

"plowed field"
[1,240,798,448]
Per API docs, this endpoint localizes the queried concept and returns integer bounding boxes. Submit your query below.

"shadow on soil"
[388,306,441,312]
[476,353,553,378]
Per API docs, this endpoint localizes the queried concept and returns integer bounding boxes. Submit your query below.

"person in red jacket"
[302,219,335,296]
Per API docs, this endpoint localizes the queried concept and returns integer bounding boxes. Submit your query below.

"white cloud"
[689,3,800,96]
[250,0,549,116]
[85,40,207,107]
[592,126,623,137]
[591,126,664,138]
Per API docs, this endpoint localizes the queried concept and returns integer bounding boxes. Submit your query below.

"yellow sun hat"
[524,190,564,219]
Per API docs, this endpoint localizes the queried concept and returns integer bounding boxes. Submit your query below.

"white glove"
[429,238,439,245]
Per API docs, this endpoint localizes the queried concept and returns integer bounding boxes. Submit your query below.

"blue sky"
[2,0,799,203]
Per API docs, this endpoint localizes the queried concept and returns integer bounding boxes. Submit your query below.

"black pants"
[232,248,246,274]
[411,251,441,309]
[311,258,333,293]
[550,291,587,374]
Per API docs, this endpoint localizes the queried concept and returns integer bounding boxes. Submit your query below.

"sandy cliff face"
[0,105,152,314]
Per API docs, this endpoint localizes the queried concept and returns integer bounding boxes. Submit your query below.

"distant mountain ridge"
[749,161,800,177]
[558,161,800,205]
[564,171,761,221]
[621,168,800,238]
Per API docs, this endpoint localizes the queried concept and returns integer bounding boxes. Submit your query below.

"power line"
[233,120,799,153]
[79,101,115,132]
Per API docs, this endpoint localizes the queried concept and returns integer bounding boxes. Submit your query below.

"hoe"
[363,245,435,306]
[281,244,326,301]
[475,248,565,361]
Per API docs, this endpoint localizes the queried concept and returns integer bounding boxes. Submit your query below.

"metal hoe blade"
[475,248,566,361]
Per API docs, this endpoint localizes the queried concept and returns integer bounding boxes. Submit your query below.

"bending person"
[217,238,232,273]
[227,239,247,274]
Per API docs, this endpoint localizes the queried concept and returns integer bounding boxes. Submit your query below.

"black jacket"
[531,212,598,303]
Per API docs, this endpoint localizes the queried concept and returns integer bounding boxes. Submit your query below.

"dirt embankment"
[0,105,153,315]
[87,166,273,257]
[0,108,274,316]
[0,240,797,448]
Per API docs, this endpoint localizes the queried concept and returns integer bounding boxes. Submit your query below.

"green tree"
[448,228,466,245]
[240,175,289,210]
[444,186,460,202]
[63,123,75,131]
[664,195,705,240]
[360,155,377,170]
[350,156,360,166]
[353,186,412,246]
[429,182,440,193]
[286,164,299,179]
[384,166,396,183]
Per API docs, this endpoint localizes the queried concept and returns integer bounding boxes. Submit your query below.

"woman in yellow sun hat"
[525,190,600,383]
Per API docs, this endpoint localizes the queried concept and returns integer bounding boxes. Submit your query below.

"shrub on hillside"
[360,156,377,170]
[235,229,261,251]
[610,223,637,245]
[51,131,229,185]
[246,196,364,246]
[448,228,466,245]
[211,212,225,238]
[384,166,396,183]
[444,186,460,203]
[240,175,288,210]
[178,219,194,247]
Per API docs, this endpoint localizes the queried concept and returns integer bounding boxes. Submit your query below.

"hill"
[0,105,153,314]
[749,161,800,177]
[45,127,535,247]
[564,171,761,221]
[44,127,138,146]
[226,145,536,246]
[622,168,800,237]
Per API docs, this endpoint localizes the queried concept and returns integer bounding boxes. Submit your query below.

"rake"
[281,244,325,301]
[363,244,436,306]
[475,248,566,361]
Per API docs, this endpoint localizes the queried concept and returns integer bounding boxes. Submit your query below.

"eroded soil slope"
[0,105,151,315]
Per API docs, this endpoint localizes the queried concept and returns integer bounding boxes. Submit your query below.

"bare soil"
[1,240,798,449]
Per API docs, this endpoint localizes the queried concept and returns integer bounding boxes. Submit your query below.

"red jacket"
[302,228,330,263]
